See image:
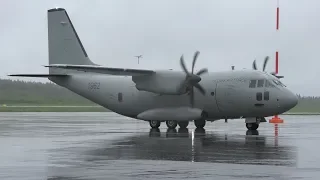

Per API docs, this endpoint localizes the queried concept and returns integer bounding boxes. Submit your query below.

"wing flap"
[8,74,68,77]
[45,64,155,76]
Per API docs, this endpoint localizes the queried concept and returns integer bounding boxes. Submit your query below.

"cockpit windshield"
[249,73,286,88]
[272,79,286,87]
[265,73,286,87]
[265,80,275,87]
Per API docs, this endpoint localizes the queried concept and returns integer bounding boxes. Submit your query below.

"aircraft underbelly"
[216,83,249,116]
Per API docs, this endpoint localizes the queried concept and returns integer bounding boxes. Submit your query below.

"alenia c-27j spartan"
[9,8,298,130]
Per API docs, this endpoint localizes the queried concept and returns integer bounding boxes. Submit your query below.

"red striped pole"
[276,51,279,74]
[276,0,279,74]
[270,0,283,124]
[276,2,279,30]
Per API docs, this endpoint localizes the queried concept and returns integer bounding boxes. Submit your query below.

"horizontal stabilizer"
[8,74,68,77]
[45,64,155,76]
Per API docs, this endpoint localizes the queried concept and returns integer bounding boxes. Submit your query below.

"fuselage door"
[215,80,250,116]
[202,81,220,117]
[254,79,265,107]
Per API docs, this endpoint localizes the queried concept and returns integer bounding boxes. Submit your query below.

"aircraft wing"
[8,74,68,77]
[45,64,155,76]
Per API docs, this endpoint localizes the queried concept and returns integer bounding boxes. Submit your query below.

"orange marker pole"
[270,0,283,124]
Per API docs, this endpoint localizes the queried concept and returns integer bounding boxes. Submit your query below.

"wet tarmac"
[0,112,319,180]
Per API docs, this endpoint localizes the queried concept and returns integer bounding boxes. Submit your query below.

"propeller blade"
[196,68,208,76]
[262,56,269,71]
[180,55,189,75]
[252,60,257,70]
[192,51,200,74]
[194,83,206,95]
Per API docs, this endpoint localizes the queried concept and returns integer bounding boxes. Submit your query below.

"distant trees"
[0,79,94,105]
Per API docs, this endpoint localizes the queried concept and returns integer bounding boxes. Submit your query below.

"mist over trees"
[0,79,94,105]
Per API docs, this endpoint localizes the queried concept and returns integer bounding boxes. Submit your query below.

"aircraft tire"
[178,121,189,128]
[194,119,206,128]
[149,120,161,128]
[246,123,259,130]
[166,120,178,129]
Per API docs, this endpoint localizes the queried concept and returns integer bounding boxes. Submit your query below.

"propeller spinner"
[180,51,208,107]
[252,56,284,79]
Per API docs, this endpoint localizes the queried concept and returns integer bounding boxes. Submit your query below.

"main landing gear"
[149,119,206,129]
[149,120,161,128]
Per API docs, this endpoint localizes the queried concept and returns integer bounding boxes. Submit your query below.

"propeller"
[179,51,208,107]
[252,56,284,79]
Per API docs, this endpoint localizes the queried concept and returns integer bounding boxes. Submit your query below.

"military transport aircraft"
[9,8,298,131]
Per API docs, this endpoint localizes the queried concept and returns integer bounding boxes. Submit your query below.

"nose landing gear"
[246,122,259,130]
[245,117,264,130]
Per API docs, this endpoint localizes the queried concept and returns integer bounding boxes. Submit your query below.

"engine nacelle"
[137,107,204,121]
[132,70,187,95]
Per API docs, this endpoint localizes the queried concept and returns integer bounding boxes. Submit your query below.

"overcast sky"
[1,0,319,96]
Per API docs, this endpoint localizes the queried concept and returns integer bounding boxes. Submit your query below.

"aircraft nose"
[286,91,298,109]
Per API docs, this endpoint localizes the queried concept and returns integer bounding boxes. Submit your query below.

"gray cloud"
[1,0,319,95]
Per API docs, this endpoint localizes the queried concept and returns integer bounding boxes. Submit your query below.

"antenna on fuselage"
[134,55,143,64]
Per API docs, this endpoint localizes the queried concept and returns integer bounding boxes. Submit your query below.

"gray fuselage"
[50,69,298,121]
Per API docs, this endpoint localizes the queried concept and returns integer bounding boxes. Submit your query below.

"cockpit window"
[273,79,286,87]
[278,80,286,87]
[265,80,275,88]
[257,79,264,88]
[272,80,279,85]
[249,78,283,88]
[249,80,256,88]
[265,72,286,87]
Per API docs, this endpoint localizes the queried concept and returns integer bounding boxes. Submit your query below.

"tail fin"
[48,8,96,69]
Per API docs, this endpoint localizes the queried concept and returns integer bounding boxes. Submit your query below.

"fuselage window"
[256,92,262,101]
[118,93,123,102]
[249,80,256,88]
[257,79,264,88]
[264,91,269,100]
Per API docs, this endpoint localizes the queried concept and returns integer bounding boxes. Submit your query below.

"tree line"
[0,79,94,105]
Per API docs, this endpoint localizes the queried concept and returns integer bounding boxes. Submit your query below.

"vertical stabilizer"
[47,8,95,74]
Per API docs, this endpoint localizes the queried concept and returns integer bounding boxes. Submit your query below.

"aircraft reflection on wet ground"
[86,127,297,167]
